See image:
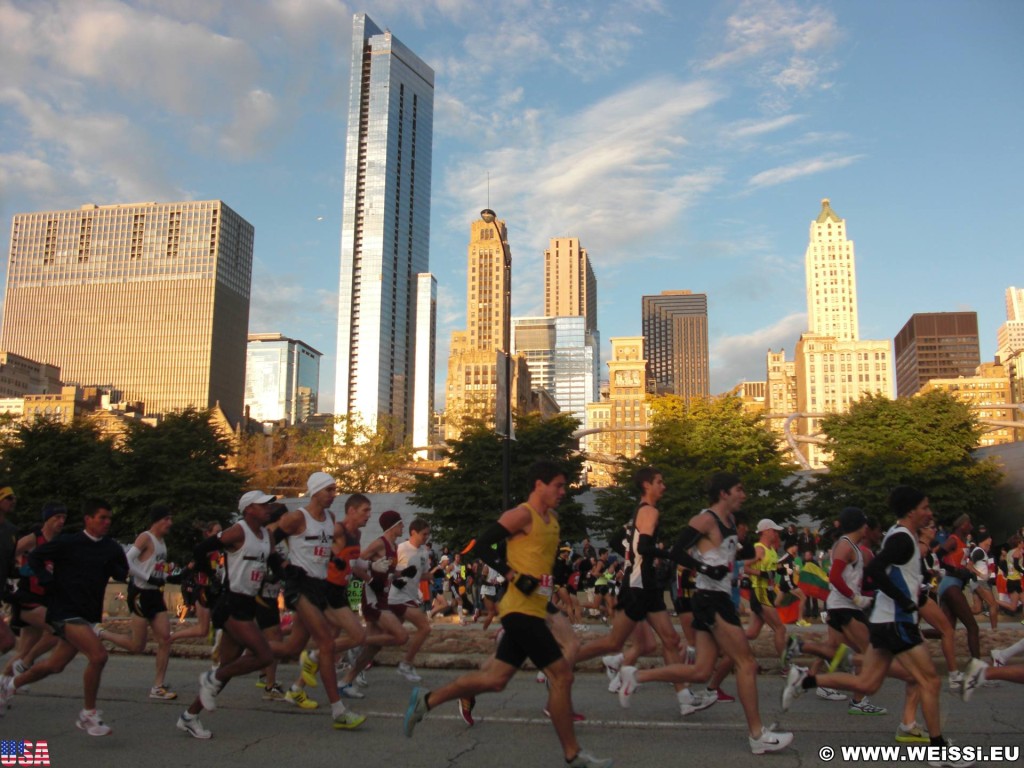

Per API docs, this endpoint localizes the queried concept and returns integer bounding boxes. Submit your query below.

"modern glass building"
[1,200,253,424]
[641,290,709,403]
[245,333,322,424]
[335,13,435,440]
[513,315,598,430]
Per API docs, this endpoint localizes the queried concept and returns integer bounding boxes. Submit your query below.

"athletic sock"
[802,674,817,690]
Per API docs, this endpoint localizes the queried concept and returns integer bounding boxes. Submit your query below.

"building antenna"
[487,172,490,209]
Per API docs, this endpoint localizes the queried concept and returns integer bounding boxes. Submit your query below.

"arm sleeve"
[125,545,147,581]
[829,558,855,598]
[193,534,224,575]
[668,526,704,570]
[736,541,756,561]
[472,522,512,576]
[636,533,668,560]
[864,534,917,612]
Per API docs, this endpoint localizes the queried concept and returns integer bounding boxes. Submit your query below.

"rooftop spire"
[816,197,842,223]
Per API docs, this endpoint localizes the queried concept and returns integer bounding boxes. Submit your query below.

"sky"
[2,0,1022,414]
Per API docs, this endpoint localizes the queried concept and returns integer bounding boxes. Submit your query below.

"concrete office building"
[245,333,322,425]
[0,350,61,398]
[335,13,435,441]
[642,290,709,403]
[1,200,253,424]
[894,312,980,398]
[997,286,1024,360]
[544,237,597,333]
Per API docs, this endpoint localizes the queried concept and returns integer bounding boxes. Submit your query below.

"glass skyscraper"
[335,13,435,440]
[245,333,322,424]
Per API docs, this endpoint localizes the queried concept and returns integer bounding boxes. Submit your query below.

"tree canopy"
[809,391,1003,529]
[593,395,798,544]
[411,413,587,549]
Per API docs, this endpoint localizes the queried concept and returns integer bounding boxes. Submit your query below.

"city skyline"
[1,2,1021,414]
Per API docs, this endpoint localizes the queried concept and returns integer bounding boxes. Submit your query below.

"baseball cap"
[42,501,68,522]
[0,487,14,502]
[755,518,784,533]
[239,490,276,512]
[379,509,403,532]
[306,471,336,497]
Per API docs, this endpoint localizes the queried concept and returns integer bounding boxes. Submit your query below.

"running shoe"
[76,708,112,736]
[815,687,847,701]
[0,675,15,712]
[11,660,29,694]
[337,683,365,699]
[795,619,812,627]
[284,688,318,709]
[848,697,886,715]
[332,707,366,730]
[961,657,988,703]
[607,671,622,694]
[617,666,639,708]
[255,673,266,688]
[782,635,802,667]
[458,696,475,726]
[678,688,716,716]
[397,662,422,682]
[198,669,223,712]
[948,671,964,692]
[828,643,853,674]
[927,737,976,767]
[262,683,286,701]
[149,685,177,700]
[536,671,547,684]
[403,687,429,738]
[355,670,369,688]
[602,653,623,681]
[714,687,735,703]
[895,721,930,743]
[990,648,1007,668]
[780,665,807,711]
[543,706,586,722]
[300,650,319,687]
[749,726,794,755]
[566,750,613,767]
[177,712,212,739]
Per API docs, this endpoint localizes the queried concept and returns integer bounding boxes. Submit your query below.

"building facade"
[244,333,322,425]
[1,200,253,424]
[997,286,1024,361]
[0,350,61,398]
[585,337,652,487]
[894,312,981,398]
[544,237,597,334]
[412,273,437,457]
[335,13,435,441]
[921,361,1017,446]
[513,315,598,432]
[642,290,709,403]
[790,200,893,468]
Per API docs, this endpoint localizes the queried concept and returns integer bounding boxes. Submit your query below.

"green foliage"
[411,413,586,549]
[593,395,798,543]
[109,408,246,558]
[0,418,118,530]
[810,391,1003,527]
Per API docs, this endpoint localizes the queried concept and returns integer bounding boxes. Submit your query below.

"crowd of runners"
[0,466,1022,768]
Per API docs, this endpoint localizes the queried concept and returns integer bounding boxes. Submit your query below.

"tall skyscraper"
[412,273,437,457]
[544,237,597,333]
[335,13,435,440]
[1,200,253,423]
[893,312,980,398]
[513,315,597,429]
[641,290,709,403]
[445,210,532,439]
[245,333,322,424]
[790,199,893,468]
[997,286,1024,360]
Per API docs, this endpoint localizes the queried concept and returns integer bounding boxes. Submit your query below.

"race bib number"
[537,574,554,598]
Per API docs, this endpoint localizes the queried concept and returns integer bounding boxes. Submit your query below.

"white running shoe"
[617,666,639,708]
[749,726,794,755]
[11,660,29,694]
[602,653,623,680]
[338,683,365,699]
[177,712,212,739]
[76,709,112,736]
[927,737,976,767]
[607,671,622,694]
[990,648,1007,667]
[0,675,15,712]
[781,665,808,711]
[397,662,422,682]
[962,657,988,703]
[566,749,614,767]
[948,670,964,692]
[535,671,547,684]
[198,669,223,711]
[816,686,848,701]
[678,687,717,716]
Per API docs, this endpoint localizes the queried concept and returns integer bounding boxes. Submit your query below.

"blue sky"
[2,0,1022,413]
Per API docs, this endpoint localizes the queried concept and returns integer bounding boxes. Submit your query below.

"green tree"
[810,391,1003,528]
[0,418,118,530]
[593,395,798,544]
[411,413,586,549]
[111,408,246,559]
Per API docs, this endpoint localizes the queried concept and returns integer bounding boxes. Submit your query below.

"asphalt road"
[2,653,1021,767]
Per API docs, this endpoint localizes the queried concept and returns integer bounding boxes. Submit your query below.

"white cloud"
[710,311,806,391]
[723,114,803,141]
[747,153,864,189]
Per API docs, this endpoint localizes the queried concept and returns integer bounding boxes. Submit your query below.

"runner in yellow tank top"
[403,460,612,768]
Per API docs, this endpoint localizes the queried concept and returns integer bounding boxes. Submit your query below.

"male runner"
[390,518,433,681]
[617,472,793,754]
[404,461,612,768]
[100,506,176,699]
[0,499,129,736]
